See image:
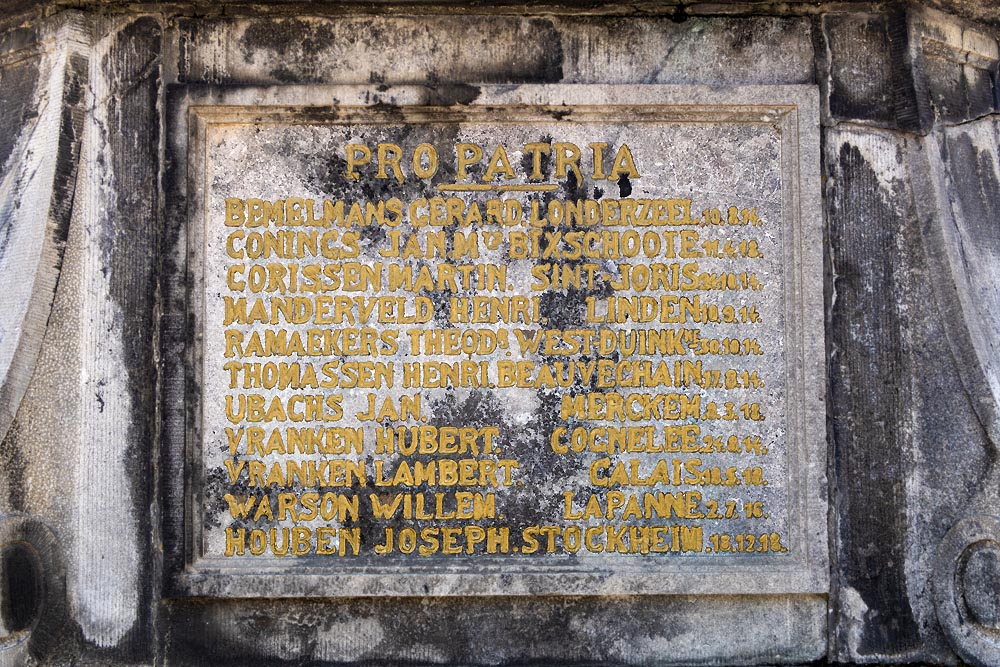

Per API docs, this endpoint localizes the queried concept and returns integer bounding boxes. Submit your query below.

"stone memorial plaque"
[171,84,825,597]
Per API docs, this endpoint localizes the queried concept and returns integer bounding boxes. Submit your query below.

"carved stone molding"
[0,513,67,667]
[935,516,1000,667]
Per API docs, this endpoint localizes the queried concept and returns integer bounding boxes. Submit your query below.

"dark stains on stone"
[202,465,237,531]
[47,52,87,268]
[300,121,464,262]
[947,132,1000,257]
[366,100,405,119]
[424,282,454,327]
[902,198,991,604]
[239,19,337,83]
[730,21,755,53]
[266,64,301,84]
[827,141,921,657]
[0,516,76,663]
[0,421,27,511]
[824,14,896,124]
[0,56,39,179]
[3,3,997,665]
[0,57,42,277]
[424,83,481,107]
[521,18,564,83]
[922,130,1000,494]
[0,197,14,265]
[549,107,571,121]
[176,18,232,85]
[158,84,188,583]
[504,161,617,540]
[1,542,42,632]
[239,18,334,60]
[538,288,584,331]
[205,465,340,551]
[162,595,701,667]
[0,24,39,59]
[94,16,163,662]
[923,48,998,124]
[561,168,584,199]
[340,388,533,553]
[885,7,930,133]
[180,15,564,87]
[617,174,632,197]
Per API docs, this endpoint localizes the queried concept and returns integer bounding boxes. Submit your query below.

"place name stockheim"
[175,85,827,597]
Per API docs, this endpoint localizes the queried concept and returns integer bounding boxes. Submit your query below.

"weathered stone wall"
[0,2,997,665]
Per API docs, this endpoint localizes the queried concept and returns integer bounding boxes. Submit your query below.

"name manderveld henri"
[220,294,744,329]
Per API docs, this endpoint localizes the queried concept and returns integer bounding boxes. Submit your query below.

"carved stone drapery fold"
[911,110,1000,667]
[0,16,88,452]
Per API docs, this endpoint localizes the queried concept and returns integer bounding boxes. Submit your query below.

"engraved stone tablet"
[173,85,826,597]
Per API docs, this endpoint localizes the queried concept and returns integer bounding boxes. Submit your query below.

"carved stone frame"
[162,84,827,599]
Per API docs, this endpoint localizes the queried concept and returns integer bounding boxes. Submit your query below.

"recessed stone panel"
[171,84,825,597]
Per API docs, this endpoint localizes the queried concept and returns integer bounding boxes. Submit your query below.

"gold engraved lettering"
[216,132,784,564]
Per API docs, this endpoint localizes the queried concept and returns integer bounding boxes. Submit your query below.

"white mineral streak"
[839,586,871,658]
[313,619,387,661]
[208,610,388,662]
[832,127,908,192]
[603,597,824,663]
[69,23,139,648]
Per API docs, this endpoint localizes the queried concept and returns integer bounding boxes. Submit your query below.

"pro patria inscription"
[178,85,826,597]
